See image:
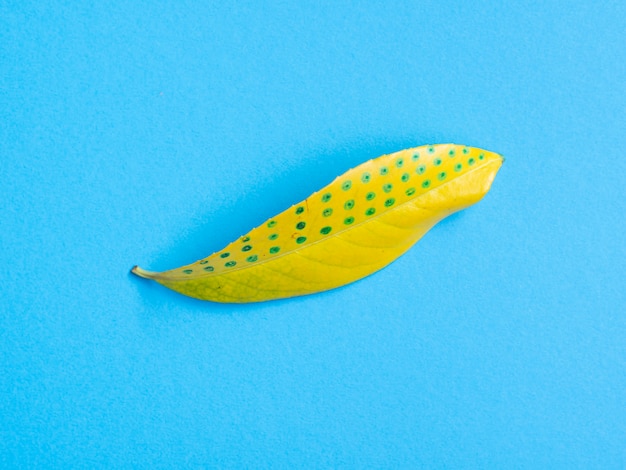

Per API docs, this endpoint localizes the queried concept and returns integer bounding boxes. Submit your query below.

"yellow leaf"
[132,144,503,303]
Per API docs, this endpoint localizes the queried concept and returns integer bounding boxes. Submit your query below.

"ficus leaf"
[132,144,503,303]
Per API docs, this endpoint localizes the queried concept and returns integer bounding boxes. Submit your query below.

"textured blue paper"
[2,1,625,468]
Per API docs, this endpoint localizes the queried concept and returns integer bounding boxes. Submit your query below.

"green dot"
[268,233,278,240]
[463,147,469,154]
[382,183,393,193]
[269,246,280,254]
[422,179,431,188]
[366,191,376,201]
[242,245,252,252]
[384,198,395,207]
[434,158,442,166]
[296,236,307,244]
[323,208,333,217]
[344,199,355,210]
[406,187,416,196]
[361,172,371,183]
[220,252,230,258]
[401,172,410,182]
[295,206,304,215]
[199,260,208,264]
[183,269,193,274]
[448,149,456,157]
[454,163,463,172]
[380,166,389,176]
[412,153,420,161]
[438,172,447,181]
[246,255,258,262]
[479,153,485,160]
[395,158,404,168]
[344,216,355,225]
[416,165,426,175]
[203,266,214,272]
[428,146,435,153]
[468,158,476,165]
[320,226,332,235]
[225,261,236,267]
[321,192,332,203]
[341,180,352,191]
[267,220,276,228]
[365,208,376,216]
[296,221,306,230]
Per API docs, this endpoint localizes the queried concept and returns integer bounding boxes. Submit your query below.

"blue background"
[2,1,625,468]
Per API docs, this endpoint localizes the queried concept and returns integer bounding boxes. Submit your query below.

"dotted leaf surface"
[133,144,503,302]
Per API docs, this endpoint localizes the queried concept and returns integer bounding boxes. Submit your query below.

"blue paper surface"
[2,1,625,467]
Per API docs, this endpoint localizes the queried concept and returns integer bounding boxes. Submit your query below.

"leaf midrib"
[161,157,500,282]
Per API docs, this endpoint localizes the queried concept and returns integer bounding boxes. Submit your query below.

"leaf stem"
[131,265,158,279]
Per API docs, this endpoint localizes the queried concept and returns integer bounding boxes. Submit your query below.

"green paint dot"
[438,172,447,181]
[267,220,276,228]
[412,153,420,161]
[416,165,426,175]
[220,252,230,259]
[448,149,456,157]
[382,183,393,193]
[246,255,258,262]
[366,191,376,201]
[428,146,435,153]
[401,172,410,182]
[454,163,463,172]
[296,221,306,230]
[344,216,355,225]
[321,192,332,203]
[242,245,252,252]
[395,158,404,168]
[225,261,237,267]
[361,172,371,183]
[320,226,332,235]
[241,236,250,242]
[268,233,278,240]
[203,266,214,272]
[183,269,193,274]
[479,153,485,160]
[323,208,333,217]
[380,166,389,176]
[422,179,431,188]
[295,206,304,215]
[344,199,355,210]
[199,260,208,264]
[463,147,469,154]
[468,157,476,165]
[365,208,376,216]
[270,246,280,254]
[341,180,352,191]
[296,236,307,244]
[434,158,442,166]
[384,198,395,207]
[406,187,416,196]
